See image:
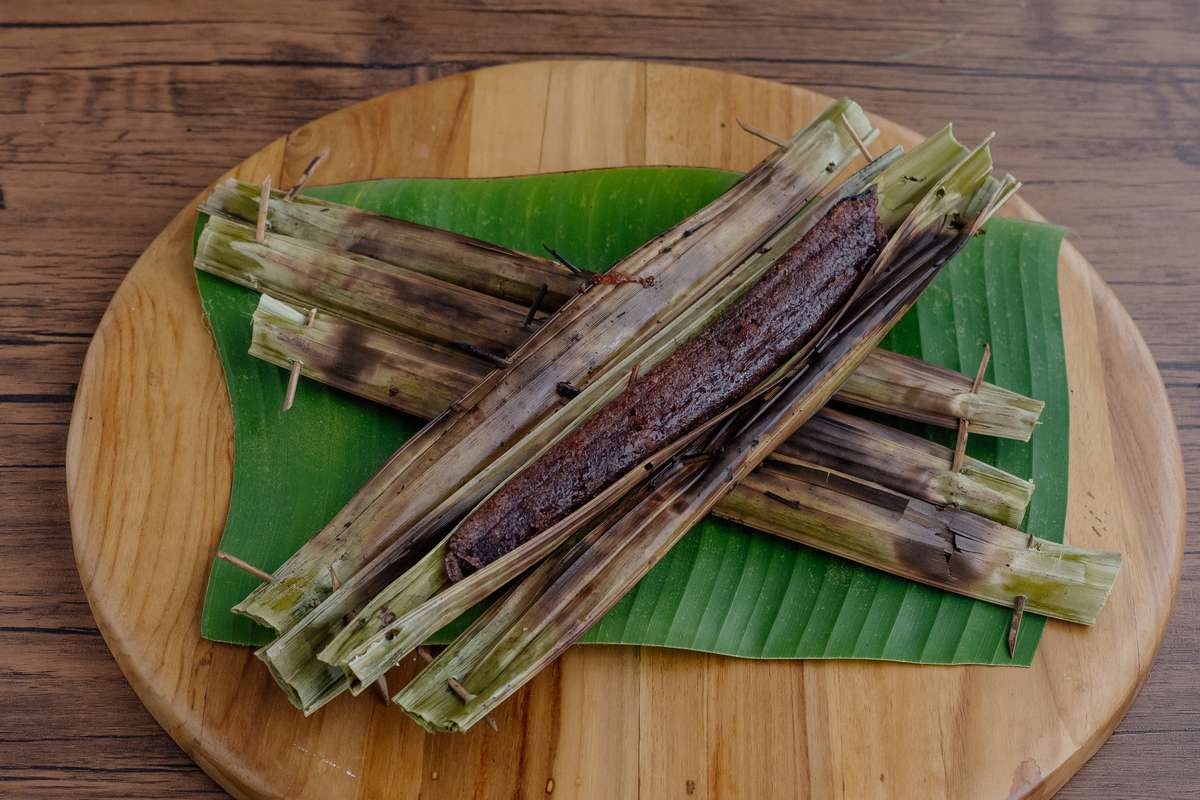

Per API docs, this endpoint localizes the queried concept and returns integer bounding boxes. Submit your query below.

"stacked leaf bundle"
[195,99,1120,731]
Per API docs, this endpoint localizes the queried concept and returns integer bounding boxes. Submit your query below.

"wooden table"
[1,2,1195,797]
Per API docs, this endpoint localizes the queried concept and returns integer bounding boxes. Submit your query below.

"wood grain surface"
[2,2,1196,798]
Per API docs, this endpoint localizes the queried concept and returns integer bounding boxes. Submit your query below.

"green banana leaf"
[197,167,1067,666]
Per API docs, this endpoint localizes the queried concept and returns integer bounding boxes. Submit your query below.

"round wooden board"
[66,61,1184,800]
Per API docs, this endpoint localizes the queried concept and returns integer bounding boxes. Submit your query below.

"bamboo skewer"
[216,551,274,583]
[255,176,271,242]
[523,283,548,328]
[736,118,788,149]
[281,307,318,412]
[452,341,510,369]
[284,148,330,202]
[447,677,474,703]
[972,344,992,393]
[1008,595,1027,657]
[952,343,992,472]
[542,244,585,275]
[841,112,874,162]
[951,415,970,472]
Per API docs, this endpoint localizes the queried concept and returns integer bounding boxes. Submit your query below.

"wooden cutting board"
[65,61,1184,799]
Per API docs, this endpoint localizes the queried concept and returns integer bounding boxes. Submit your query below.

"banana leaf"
[198,167,1067,666]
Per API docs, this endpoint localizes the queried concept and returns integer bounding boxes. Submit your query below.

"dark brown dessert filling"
[445,191,886,581]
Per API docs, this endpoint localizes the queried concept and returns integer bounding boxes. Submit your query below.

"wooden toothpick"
[216,551,273,583]
[970,343,992,393]
[678,450,714,466]
[588,270,654,288]
[736,118,788,149]
[284,147,330,201]
[627,361,641,390]
[375,674,390,705]
[282,363,302,412]
[416,645,434,664]
[452,341,511,369]
[447,676,475,703]
[524,283,549,328]
[765,490,801,510]
[281,307,318,412]
[1007,595,1027,657]
[840,112,874,162]
[255,175,272,242]
[950,419,970,473]
[951,344,991,473]
[542,243,584,274]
